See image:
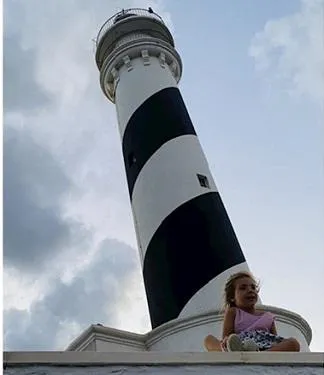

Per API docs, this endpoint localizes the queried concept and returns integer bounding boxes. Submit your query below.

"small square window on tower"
[197,173,210,188]
[128,152,136,167]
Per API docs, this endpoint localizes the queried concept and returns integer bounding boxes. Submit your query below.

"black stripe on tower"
[122,87,196,198]
[143,192,246,328]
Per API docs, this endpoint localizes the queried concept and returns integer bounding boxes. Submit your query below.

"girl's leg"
[266,338,300,352]
[204,334,223,351]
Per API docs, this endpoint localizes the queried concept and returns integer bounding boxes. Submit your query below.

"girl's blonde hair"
[223,271,260,309]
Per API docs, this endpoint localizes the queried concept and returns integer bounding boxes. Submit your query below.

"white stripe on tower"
[96,9,249,329]
[115,56,178,138]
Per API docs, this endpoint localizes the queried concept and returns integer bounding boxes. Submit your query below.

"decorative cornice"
[99,37,182,102]
[66,325,94,351]
[66,325,145,351]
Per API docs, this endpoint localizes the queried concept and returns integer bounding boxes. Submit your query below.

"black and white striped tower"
[95,8,250,328]
[94,9,311,351]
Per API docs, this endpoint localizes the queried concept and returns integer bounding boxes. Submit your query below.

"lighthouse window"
[128,152,136,167]
[197,174,210,188]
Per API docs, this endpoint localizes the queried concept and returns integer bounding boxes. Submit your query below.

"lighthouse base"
[65,305,311,352]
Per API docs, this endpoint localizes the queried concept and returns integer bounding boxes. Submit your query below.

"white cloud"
[249,0,324,105]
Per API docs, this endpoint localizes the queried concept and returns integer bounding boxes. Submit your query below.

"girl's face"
[233,277,258,309]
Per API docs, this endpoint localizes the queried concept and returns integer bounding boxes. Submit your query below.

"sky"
[3,0,324,352]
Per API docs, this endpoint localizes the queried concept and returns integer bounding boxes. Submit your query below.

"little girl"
[204,271,300,352]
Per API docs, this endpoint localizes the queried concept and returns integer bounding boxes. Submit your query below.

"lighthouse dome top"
[95,8,175,70]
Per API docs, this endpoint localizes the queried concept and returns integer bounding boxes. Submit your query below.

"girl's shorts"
[239,329,284,351]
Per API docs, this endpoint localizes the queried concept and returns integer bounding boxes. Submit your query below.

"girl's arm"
[222,307,236,339]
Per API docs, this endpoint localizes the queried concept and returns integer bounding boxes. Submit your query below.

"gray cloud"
[3,31,54,112]
[4,239,140,350]
[3,125,89,271]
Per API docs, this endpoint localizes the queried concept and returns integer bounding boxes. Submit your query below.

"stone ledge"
[3,351,324,367]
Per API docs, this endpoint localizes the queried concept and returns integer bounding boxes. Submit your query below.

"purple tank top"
[234,308,275,334]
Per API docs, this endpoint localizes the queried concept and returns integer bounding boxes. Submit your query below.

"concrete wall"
[95,340,145,352]
[4,351,323,375]
[4,365,324,375]
[82,341,96,351]
[66,306,312,353]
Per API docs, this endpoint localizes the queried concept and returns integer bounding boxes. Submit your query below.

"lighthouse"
[95,7,251,328]
[66,8,312,352]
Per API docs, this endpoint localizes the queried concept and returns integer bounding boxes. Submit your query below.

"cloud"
[3,0,175,254]
[4,239,144,350]
[249,0,324,104]
[3,125,92,272]
[3,31,54,112]
[3,0,169,350]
